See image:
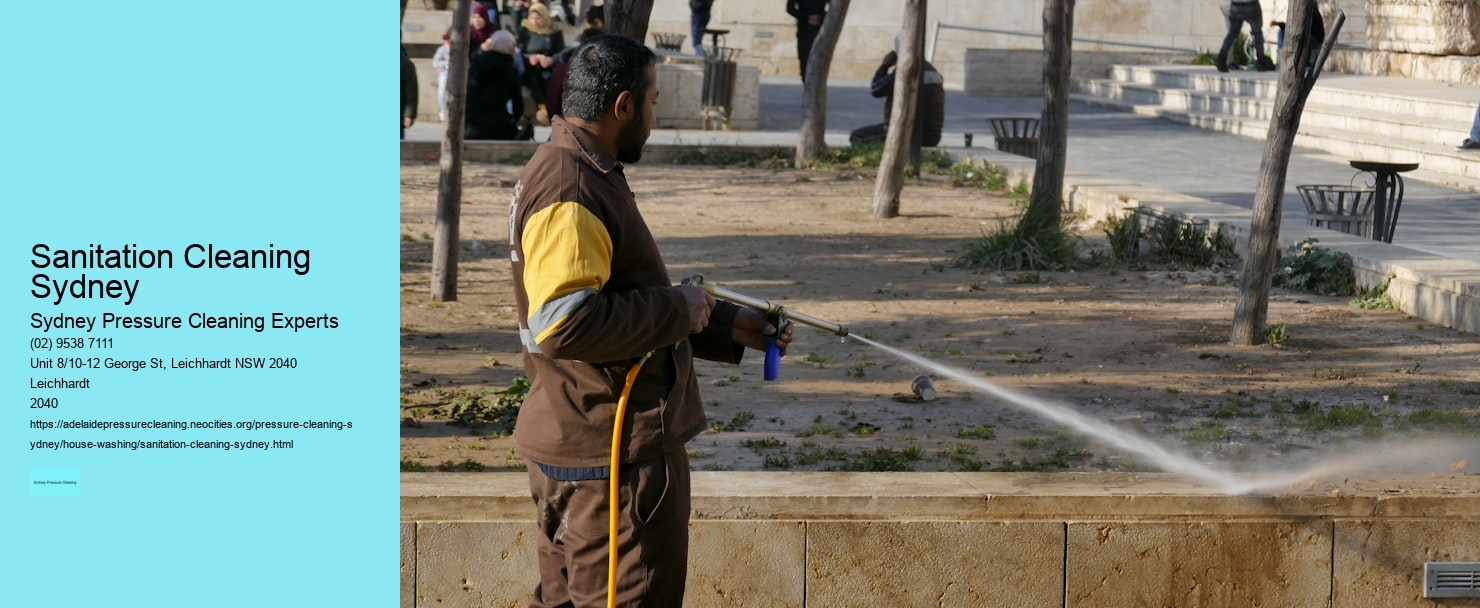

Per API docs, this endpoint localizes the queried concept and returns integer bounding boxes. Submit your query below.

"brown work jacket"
[509,117,743,467]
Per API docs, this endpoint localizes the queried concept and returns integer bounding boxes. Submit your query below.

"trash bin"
[701,46,741,130]
[1297,185,1375,238]
[987,117,1040,159]
[651,32,684,52]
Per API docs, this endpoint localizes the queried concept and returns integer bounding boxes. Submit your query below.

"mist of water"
[847,334,1432,495]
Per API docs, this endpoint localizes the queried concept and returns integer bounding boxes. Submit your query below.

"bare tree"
[1231,1,1343,345]
[605,0,656,42]
[432,0,473,302]
[1018,0,1075,236]
[871,0,926,219]
[794,0,851,168]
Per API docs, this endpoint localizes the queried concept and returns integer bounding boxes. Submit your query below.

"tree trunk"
[432,0,472,303]
[1020,0,1074,235]
[871,0,926,219]
[605,0,655,42]
[1230,0,1338,345]
[794,0,851,168]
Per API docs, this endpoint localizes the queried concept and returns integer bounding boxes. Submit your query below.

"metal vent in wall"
[1425,562,1480,598]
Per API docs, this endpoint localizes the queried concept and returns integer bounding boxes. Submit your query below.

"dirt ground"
[399,161,1480,480]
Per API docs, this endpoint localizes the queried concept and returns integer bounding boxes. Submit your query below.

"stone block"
[1065,521,1332,608]
[414,521,538,608]
[687,521,805,608]
[1333,519,1480,607]
[401,522,415,608]
[1366,0,1480,56]
[806,521,1064,607]
[1080,0,1153,36]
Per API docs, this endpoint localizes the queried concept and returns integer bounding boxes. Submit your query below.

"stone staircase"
[1072,65,1480,193]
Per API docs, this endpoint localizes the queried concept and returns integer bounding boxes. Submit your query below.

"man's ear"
[613,90,634,121]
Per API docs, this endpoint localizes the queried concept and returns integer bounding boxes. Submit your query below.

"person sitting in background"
[1460,100,1480,150]
[848,45,945,148]
[518,2,565,125]
[466,30,524,140]
[470,2,498,55]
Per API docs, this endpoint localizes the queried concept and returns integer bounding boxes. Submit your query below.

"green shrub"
[955,221,1079,271]
[1272,238,1357,297]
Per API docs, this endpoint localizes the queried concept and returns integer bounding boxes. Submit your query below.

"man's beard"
[615,103,647,164]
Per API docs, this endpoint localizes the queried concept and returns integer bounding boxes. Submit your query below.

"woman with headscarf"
[465,30,524,140]
[517,2,564,124]
[469,2,499,56]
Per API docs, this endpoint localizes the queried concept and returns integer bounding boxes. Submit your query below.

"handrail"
[927,21,1202,62]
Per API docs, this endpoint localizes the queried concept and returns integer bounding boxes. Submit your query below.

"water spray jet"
[681,277,1466,495]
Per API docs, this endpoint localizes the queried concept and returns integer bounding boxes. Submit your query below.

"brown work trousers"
[527,449,690,608]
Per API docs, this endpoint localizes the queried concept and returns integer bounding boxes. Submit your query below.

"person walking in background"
[1215,0,1273,72]
[1460,100,1480,150]
[690,0,714,57]
[848,42,945,148]
[787,0,827,82]
[400,45,419,139]
[509,34,791,606]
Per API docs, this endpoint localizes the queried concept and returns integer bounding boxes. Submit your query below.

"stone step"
[1106,65,1476,123]
[1070,92,1480,190]
[1076,79,1460,147]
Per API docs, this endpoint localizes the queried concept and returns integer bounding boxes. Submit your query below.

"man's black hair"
[561,34,657,122]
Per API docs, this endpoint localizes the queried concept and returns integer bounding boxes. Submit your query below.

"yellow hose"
[607,353,650,608]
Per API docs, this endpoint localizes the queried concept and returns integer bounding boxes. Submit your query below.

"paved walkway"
[405,72,1480,265]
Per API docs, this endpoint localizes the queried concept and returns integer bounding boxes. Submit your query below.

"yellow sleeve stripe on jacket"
[521,201,613,345]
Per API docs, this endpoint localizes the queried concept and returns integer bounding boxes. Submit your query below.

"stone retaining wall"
[401,472,1480,607]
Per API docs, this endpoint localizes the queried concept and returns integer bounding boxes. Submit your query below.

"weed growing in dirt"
[444,375,530,435]
[808,142,885,169]
[763,454,792,469]
[1273,238,1357,296]
[1263,323,1289,347]
[1301,404,1379,433]
[941,444,985,471]
[722,411,756,432]
[1399,409,1476,431]
[435,459,485,472]
[957,424,997,439]
[930,158,1010,190]
[795,423,843,438]
[840,445,924,471]
[955,220,1080,272]
[794,444,849,465]
[1351,277,1398,310]
[742,437,787,451]
[669,146,788,167]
